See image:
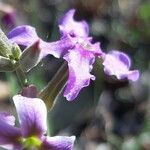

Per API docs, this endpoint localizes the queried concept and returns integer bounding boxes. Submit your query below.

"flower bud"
[0,56,17,72]
[19,40,41,72]
[0,28,12,57]
[21,85,38,98]
[11,43,22,60]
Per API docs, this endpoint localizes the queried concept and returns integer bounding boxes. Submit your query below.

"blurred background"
[0,0,150,149]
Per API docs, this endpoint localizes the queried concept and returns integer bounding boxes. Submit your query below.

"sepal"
[11,43,22,61]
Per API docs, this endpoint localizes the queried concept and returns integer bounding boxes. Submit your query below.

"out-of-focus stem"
[16,66,28,87]
[38,62,68,109]
[93,57,104,103]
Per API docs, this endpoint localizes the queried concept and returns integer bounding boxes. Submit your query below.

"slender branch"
[38,62,68,109]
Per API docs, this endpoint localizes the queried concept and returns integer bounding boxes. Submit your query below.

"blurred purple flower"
[102,51,139,81]
[0,95,75,150]
[0,3,16,28]
[2,12,16,27]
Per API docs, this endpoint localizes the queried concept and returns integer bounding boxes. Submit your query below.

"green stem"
[16,67,28,87]
[38,62,68,109]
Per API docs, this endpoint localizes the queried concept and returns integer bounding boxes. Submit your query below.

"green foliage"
[139,3,150,21]
[121,138,140,150]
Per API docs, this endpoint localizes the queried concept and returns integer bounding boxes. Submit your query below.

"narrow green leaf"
[38,62,68,109]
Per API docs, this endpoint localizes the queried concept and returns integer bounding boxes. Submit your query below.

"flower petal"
[41,136,75,150]
[0,118,21,149]
[8,25,39,47]
[41,35,74,58]
[0,144,22,150]
[63,46,95,101]
[13,95,47,137]
[126,70,140,81]
[0,112,15,126]
[8,25,75,59]
[59,9,89,37]
[102,50,139,81]
[76,37,103,56]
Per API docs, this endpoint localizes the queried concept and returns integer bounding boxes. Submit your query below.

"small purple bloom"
[0,95,75,150]
[102,50,140,81]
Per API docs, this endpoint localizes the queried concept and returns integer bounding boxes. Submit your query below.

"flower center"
[22,136,42,149]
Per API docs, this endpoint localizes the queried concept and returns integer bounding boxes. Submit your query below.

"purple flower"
[7,9,139,101]
[8,9,102,101]
[102,51,140,81]
[58,9,102,100]
[0,3,16,28]
[0,95,75,150]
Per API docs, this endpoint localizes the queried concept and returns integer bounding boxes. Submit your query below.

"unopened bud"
[21,85,38,98]
[19,40,41,72]
[0,56,17,72]
[11,43,22,60]
[0,28,12,57]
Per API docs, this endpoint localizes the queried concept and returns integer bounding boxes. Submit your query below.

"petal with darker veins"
[13,95,47,138]
[63,47,95,101]
[41,136,75,150]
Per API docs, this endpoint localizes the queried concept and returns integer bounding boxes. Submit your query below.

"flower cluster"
[0,8,140,150]
[8,9,139,101]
